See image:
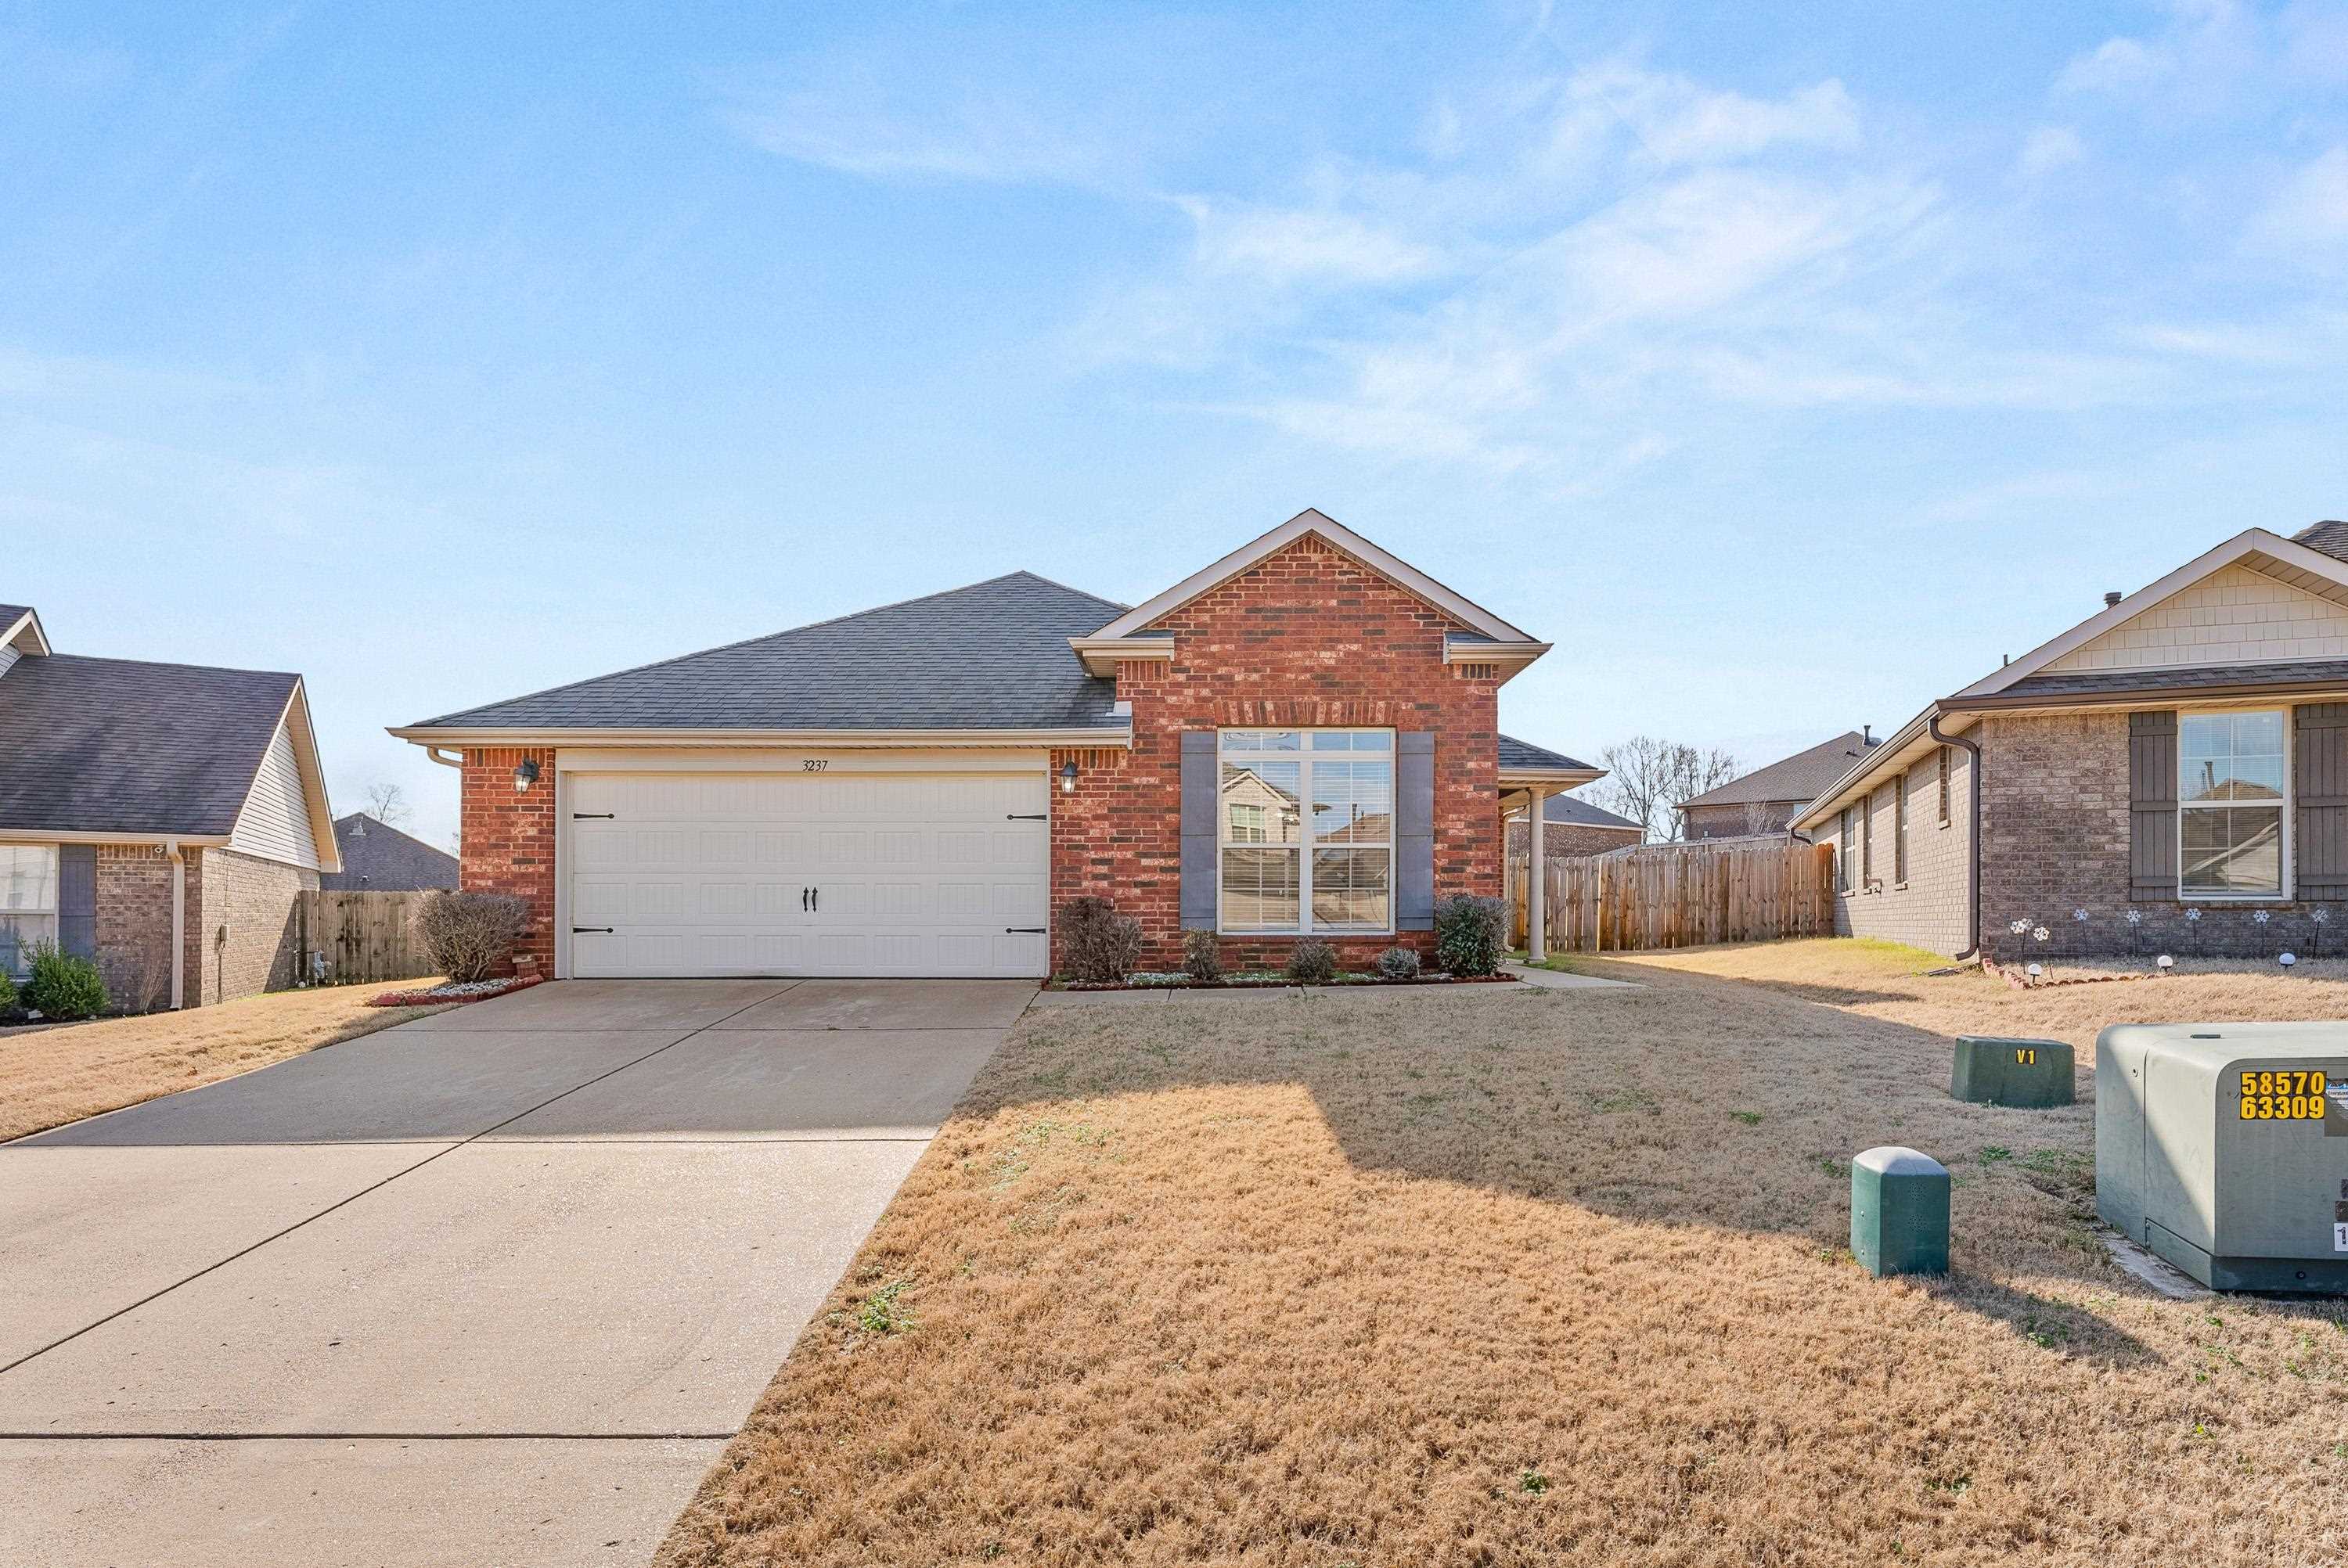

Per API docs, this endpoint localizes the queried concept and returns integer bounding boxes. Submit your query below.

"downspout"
[164,840,185,1010]
[1928,710,1982,962]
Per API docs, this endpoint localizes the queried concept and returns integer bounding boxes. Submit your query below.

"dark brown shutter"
[2294,704,2348,901]
[2128,710,2177,901]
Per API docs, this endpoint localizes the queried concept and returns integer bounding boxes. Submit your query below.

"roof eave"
[1068,635,1175,678]
[1944,675,2348,713]
[1499,766,1605,790]
[1791,710,1944,830]
[387,724,1136,749]
[2,607,51,657]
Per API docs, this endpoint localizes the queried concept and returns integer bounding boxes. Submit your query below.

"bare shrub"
[417,891,530,984]
[1182,930,1223,984]
[1286,939,1338,983]
[1061,897,1142,984]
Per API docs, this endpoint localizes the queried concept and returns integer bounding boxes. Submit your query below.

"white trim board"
[1086,509,1540,646]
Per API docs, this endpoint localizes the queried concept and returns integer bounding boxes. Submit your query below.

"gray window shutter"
[58,844,96,960]
[2295,704,2348,901]
[2129,710,2177,901]
[1397,732,1435,930]
[1179,731,1219,929]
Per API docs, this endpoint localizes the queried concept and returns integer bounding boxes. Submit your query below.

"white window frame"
[1216,728,1396,937]
[0,843,60,976]
[2177,707,2292,902]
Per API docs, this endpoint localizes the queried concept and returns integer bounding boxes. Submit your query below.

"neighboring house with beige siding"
[0,602,338,1010]
[1795,521,2348,962]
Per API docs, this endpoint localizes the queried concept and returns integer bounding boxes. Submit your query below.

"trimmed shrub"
[1434,894,1507,977]
[1182,929,1223,984]
[0,963,17,1016]
[418,890,531,984]
[21,943,109,1020]
[1286,939,1338,983]
[1376,944,1421,980]
[1061,896,1142,984]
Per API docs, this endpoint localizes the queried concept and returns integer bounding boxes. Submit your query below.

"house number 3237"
[801,759,829,772]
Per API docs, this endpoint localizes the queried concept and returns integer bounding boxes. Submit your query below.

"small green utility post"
[1950,1036,2075,1107]
[1851,1146,1950,1278]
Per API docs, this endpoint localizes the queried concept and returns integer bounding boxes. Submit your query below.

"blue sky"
[4,1,2344,849]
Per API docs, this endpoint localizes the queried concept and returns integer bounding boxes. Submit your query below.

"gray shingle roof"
[2292,521,2348,564]
[2000,659,2348,701]
[1497,734,1597,772]
[320,813,459,892]
[0,654,297,836]
[1683,731,1880,809]
[410,572,1127,732]
[1539,793,1641,830]
[0,604,31,626]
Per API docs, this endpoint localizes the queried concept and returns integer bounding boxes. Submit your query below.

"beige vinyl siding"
[228,719,323,871]
[2047,563,2348,674]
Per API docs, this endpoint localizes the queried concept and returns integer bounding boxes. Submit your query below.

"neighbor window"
[1894,771,1910,885]
[0,844,59,976]
[1219,729,1393,933]
[1861,793,1875,886]
[1937,746,1953,826]
[1838,807,1854,893]
[2178,710,2286,897]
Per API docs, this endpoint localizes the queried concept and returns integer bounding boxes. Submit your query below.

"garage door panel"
[567,770,1048,979]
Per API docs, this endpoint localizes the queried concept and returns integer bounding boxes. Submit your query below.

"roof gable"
[1086,509,1541,646]
[402,571,1128,734]
[2,605,49,660]
[1684,732,1880,809]
[322,812,458,891]
[1953,528,2348,699]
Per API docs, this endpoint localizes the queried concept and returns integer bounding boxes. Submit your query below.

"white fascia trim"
[1789,709,1955,830]
[2,608,51,656]
[1068,635,1175,677]
[1952,530,2348,699]
[0,829,232,847]
[1445,637,1553,670]
[387,725,1133,749]
[1084,509,1539,644]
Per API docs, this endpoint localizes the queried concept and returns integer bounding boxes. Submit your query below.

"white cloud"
[722,83,1108,185]
[1180,200,1449,286]
[2057,35,2176,95]
[1575,67,1862,166]
[2249,146,2348,264]
[2018,125,2085,177]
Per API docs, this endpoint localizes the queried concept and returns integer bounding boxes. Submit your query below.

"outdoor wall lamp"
[1060,759,1078,794]
[513,757,541,792]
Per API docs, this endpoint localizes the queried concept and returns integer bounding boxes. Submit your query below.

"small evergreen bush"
[1182,929,1223,984]
[1433,894,1507,977]
[1376,945,1421,980]
[1285,939,1338,983]
[21,943,110,1020]
[0,963,18,1016]
[1061,896,1143,984]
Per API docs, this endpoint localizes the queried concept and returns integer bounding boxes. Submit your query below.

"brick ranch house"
[1503,791,1645,861]
[0,602,339,1009]
[391,512,1601,978]
[1794,522,2348,962]
[1679,730,1880,842]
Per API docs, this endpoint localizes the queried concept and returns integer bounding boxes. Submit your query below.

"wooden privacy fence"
[1509,839,1837,954]
[297,890,438,984]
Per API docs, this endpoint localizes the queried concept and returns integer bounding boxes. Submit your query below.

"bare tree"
[364,782,412,828]
[1594,736,1741,842]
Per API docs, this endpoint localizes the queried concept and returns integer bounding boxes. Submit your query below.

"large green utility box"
[1952,1035,2075,1107]
[2098,1023,2348,1293]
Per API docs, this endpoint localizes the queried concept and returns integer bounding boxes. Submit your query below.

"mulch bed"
[367,975,545,1008]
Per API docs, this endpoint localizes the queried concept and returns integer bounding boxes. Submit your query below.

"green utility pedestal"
[1951,1036,2075,1107]
[1852,1146,1950,1278]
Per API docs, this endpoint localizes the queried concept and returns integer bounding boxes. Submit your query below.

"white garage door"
[565,770,1050,978]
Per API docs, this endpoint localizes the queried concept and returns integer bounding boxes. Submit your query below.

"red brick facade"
[1052,533,1501,972]
[86,843,317,1010]
[457,746,557,976]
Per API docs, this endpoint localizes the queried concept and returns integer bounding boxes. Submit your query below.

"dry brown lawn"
[661,941,2348,1568]
[0,983,452,1141]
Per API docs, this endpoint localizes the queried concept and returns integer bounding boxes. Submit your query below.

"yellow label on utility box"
[2238,1069,2328,1120]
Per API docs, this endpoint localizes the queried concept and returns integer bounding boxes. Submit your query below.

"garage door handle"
[1005,814,1046,821]
[572,926,613,934]
[572,812,615,820]
[1005,926,1046,934]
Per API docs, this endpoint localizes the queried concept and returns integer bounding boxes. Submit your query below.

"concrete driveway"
[0,977,1032,1566]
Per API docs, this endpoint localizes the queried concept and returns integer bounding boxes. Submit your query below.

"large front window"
[1218,729,1393,933]
[0,844,59,975]
[2179,710,2285,897]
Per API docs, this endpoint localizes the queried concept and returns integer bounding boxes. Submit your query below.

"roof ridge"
[412,570,1116,728]
[38,650,300,683]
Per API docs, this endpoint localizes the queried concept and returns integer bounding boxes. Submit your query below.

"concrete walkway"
[0,978,1032,1566]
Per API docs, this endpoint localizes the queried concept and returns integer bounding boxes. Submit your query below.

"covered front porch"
[1496,735,1605,962]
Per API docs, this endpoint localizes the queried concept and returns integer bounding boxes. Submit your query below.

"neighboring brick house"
[1504,792,1645,861]
[0,603,339,1009]
[1680,731,1880,840]
[391,511,1601,978]
[320,813,459,891]
[1794,522,2348,962]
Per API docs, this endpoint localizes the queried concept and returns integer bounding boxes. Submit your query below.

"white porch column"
[1525,786,1550,964]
